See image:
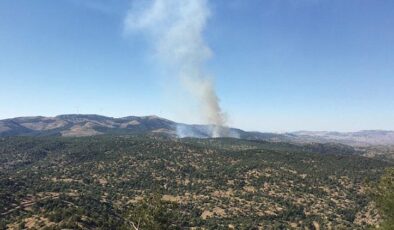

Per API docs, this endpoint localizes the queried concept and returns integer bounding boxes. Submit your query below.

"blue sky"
[1,0,393,132]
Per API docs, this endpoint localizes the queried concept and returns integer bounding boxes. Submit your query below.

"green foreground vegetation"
[369,168,394,229]
[0,135,392,229]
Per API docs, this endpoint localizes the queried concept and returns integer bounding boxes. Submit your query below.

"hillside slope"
[0,136,392,229]
[1,114,394,147]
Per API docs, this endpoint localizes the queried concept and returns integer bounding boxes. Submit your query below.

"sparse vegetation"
[0,135,392,229]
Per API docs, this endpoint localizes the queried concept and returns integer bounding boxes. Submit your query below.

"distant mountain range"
[290,130,394,146]
[1,114,393,146]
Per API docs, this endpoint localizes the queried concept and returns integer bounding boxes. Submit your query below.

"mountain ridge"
[1,114,393,146]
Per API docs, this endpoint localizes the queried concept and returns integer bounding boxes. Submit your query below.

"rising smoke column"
[124,0,227,137]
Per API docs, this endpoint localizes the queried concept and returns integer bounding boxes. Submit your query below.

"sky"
[0,0,393,132]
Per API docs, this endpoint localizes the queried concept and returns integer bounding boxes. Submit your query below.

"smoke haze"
[124,0,228,137]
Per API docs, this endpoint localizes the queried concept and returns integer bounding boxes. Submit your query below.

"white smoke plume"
[124,0,228,137]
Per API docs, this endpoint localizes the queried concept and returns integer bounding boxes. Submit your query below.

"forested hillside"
[0,136,392,229]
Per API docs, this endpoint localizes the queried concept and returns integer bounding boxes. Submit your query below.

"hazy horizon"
[1,0,393,132]
[1,113,394,134]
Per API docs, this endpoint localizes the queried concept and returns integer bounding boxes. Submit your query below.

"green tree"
[370,168,394,229]
[124,193,180,230]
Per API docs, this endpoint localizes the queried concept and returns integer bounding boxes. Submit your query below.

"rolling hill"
[0,135,392,229]
[1,115,394,147]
